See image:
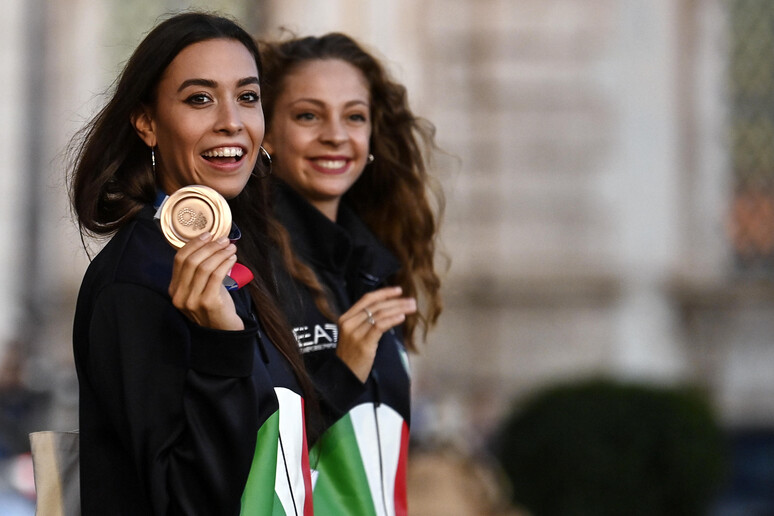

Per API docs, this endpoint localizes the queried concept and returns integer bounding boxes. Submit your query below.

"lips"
[309,156,350,174]
[201,146,245,163]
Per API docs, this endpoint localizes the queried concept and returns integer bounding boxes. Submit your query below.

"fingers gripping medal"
[158,185,253,290]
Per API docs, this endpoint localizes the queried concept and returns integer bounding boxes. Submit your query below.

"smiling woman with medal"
[68,13,314,515]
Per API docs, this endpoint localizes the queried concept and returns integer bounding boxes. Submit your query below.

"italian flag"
[310,403,409,516]
[241,388,313,516]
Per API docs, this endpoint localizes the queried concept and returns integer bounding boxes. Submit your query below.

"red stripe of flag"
[393,422,409,516]
[301,398,314,516]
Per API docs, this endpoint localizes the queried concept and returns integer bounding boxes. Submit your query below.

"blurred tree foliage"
[494,378,726,516]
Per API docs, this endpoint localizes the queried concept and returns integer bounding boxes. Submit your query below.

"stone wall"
[2,0,769,440]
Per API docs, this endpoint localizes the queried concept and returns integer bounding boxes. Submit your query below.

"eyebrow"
[290,98,369,108]
[177,76,260,92]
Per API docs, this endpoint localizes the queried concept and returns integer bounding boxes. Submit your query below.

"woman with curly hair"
[260,32,444,515]
[69,13,315,515]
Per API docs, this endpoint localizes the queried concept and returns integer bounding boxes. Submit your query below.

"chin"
[221,186,248,200]
[209,180,250,200]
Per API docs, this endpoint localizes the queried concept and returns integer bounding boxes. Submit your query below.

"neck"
[310,198,340,222]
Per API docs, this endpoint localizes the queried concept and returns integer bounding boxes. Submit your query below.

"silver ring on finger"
[363,307,376,326]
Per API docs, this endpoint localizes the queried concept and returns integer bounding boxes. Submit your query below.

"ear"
[131,106,157,148]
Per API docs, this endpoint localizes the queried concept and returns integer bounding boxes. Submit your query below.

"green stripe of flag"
[272,491,288,516]
[311,413,377,516]
[241,410,282,515]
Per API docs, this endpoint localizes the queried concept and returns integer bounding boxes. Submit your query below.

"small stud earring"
[367,153,375,164]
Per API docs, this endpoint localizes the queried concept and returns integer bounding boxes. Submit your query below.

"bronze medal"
[159,185,232,248]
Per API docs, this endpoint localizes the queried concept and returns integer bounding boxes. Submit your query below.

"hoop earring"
[367,153,375,164]
[151,147,156,173]
[252,146,273,178]
[261,146,272,168]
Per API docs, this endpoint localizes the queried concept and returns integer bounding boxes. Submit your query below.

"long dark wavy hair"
[260,33,444,351]
[67,12,315,401]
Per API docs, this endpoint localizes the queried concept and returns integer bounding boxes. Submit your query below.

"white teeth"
[202,147,244,158]
[316,159,346,169]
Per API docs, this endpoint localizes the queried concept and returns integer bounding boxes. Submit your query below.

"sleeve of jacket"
[86,282,261,516]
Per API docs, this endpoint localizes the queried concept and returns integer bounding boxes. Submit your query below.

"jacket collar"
[271,179,400,283]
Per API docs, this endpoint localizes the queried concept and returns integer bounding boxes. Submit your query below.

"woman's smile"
[308,155,351,174]
[200,145,248,171]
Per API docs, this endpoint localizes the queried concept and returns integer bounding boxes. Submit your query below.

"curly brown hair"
[259,32,444,351]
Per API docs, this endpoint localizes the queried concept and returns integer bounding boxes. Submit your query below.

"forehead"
[281,59,369,103]
[161,38,258,86]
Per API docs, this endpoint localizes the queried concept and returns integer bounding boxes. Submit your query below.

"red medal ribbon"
[226,263,254,290]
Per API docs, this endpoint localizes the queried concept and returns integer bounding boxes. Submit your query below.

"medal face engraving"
[159,185,232,248]
[177,207,207,230]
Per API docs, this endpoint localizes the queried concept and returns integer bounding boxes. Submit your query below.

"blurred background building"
[1,0,773,513]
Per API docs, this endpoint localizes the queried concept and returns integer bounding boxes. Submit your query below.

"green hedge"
[495,378,726,516]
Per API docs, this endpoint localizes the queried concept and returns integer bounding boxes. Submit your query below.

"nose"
[214,101,243,134]
[320,117,347,146]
